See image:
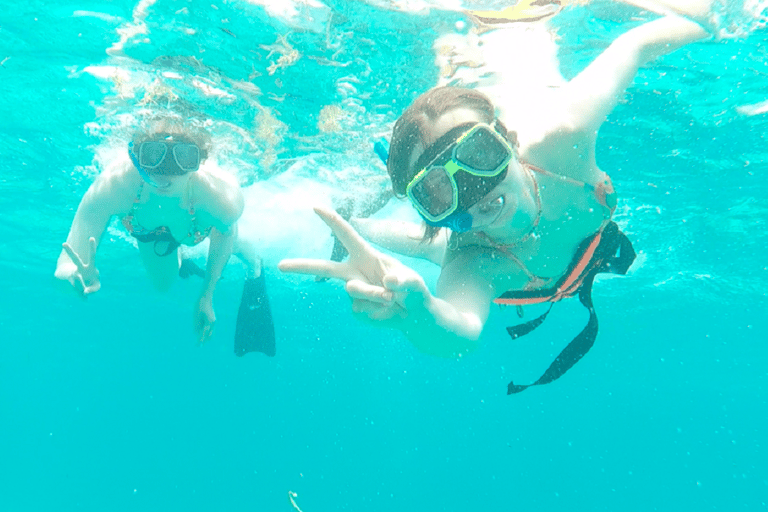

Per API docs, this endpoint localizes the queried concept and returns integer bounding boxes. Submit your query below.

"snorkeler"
[55,117,275,356]
[279,8,713,393]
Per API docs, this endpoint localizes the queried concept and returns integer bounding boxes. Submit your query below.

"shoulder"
[191,163,244,226]
[83,155,140,210]
[516,125,604,186]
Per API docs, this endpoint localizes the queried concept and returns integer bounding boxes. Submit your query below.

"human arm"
[278,207,495,357]
[564,14,709,133]
[351,217,448,266]
[619,0,714,25]
[194,224,237,344]
[192,169,244,343]
[54,165,135,295]
[522,14,709,183]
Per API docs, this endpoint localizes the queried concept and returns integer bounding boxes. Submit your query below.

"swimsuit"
[488,164,618,303]
[500,220,635,394]
[122,182,211,256]
[452,165,636,394]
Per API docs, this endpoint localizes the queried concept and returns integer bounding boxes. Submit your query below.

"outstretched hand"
[194,295,216,345]
[62,237,101,296]
[278,206,431,324]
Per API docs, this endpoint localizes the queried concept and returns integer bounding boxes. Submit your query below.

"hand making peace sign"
[61,236,101,297]
[278,206,432,323]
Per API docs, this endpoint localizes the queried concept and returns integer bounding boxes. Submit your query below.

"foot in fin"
[179,258,206,279]
[234,272,276,357]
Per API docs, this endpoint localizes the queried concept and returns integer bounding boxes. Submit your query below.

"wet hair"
[387,86,511,241]
[387,86,497,196]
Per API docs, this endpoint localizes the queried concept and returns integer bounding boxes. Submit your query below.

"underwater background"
[1,0,767,510]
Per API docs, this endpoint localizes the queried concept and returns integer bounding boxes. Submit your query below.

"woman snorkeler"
[55,116,275,356]
[279,6,714,392]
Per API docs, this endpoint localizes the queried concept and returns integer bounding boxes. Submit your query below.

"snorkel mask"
[128,134,203,189]
[404,122,513,232]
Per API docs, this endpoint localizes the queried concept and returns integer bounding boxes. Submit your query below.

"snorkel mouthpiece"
[128,142,173,189]
[424,211,474,233]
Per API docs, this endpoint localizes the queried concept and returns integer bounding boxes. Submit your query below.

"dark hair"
[386,86,501,241]
[387,86,497,195]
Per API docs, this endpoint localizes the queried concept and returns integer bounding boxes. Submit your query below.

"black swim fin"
[234,272,276,357]
[179,258,206,279]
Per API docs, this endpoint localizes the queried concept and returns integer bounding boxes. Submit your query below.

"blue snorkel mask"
[129,142,171,189]
[128,136,202,189]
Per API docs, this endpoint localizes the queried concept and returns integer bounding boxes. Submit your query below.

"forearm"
[620,0,714,24]
[601,15,708,98]
[567,15,708,127]
[395,293,484,358]
[625,15,709,63]
[201,227,235,300]
[352,218,447,265]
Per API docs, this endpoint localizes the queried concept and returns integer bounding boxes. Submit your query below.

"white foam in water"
[72,10,124,24]
[241,0,332,32]
[736,99,768,116]
[235,155,420,268]
[237,163,339,265]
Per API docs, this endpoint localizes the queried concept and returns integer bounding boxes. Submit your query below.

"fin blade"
[235,273,276,357]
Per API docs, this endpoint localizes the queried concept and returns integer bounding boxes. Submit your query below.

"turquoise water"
[1,1,767,511]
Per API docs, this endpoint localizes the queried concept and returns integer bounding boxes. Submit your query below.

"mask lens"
[454,170,506,212]
[455,127,510,173]
[173,144,201,172]
[411,167,456,218]
[139,142,168,169]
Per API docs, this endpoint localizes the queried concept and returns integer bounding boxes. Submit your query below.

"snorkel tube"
[374,137,390,166]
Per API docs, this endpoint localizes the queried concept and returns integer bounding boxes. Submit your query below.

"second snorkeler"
[56,116,275,357]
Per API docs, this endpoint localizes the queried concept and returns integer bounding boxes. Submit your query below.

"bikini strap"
[518,164,543,246]
[186,184,206,244]
[122,182,145,231]
[474,164,547,288]
[526,164,615,215]
[475,231,548,289]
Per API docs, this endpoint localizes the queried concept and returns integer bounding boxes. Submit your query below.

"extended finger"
[194,318,211,345]
[346,279,393,304]
[73,273,88,298]
[62,242,86,270]
[278,258,350,280]
[202,322,214,343]
[313,206,371,258]
[87,237,97,262]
